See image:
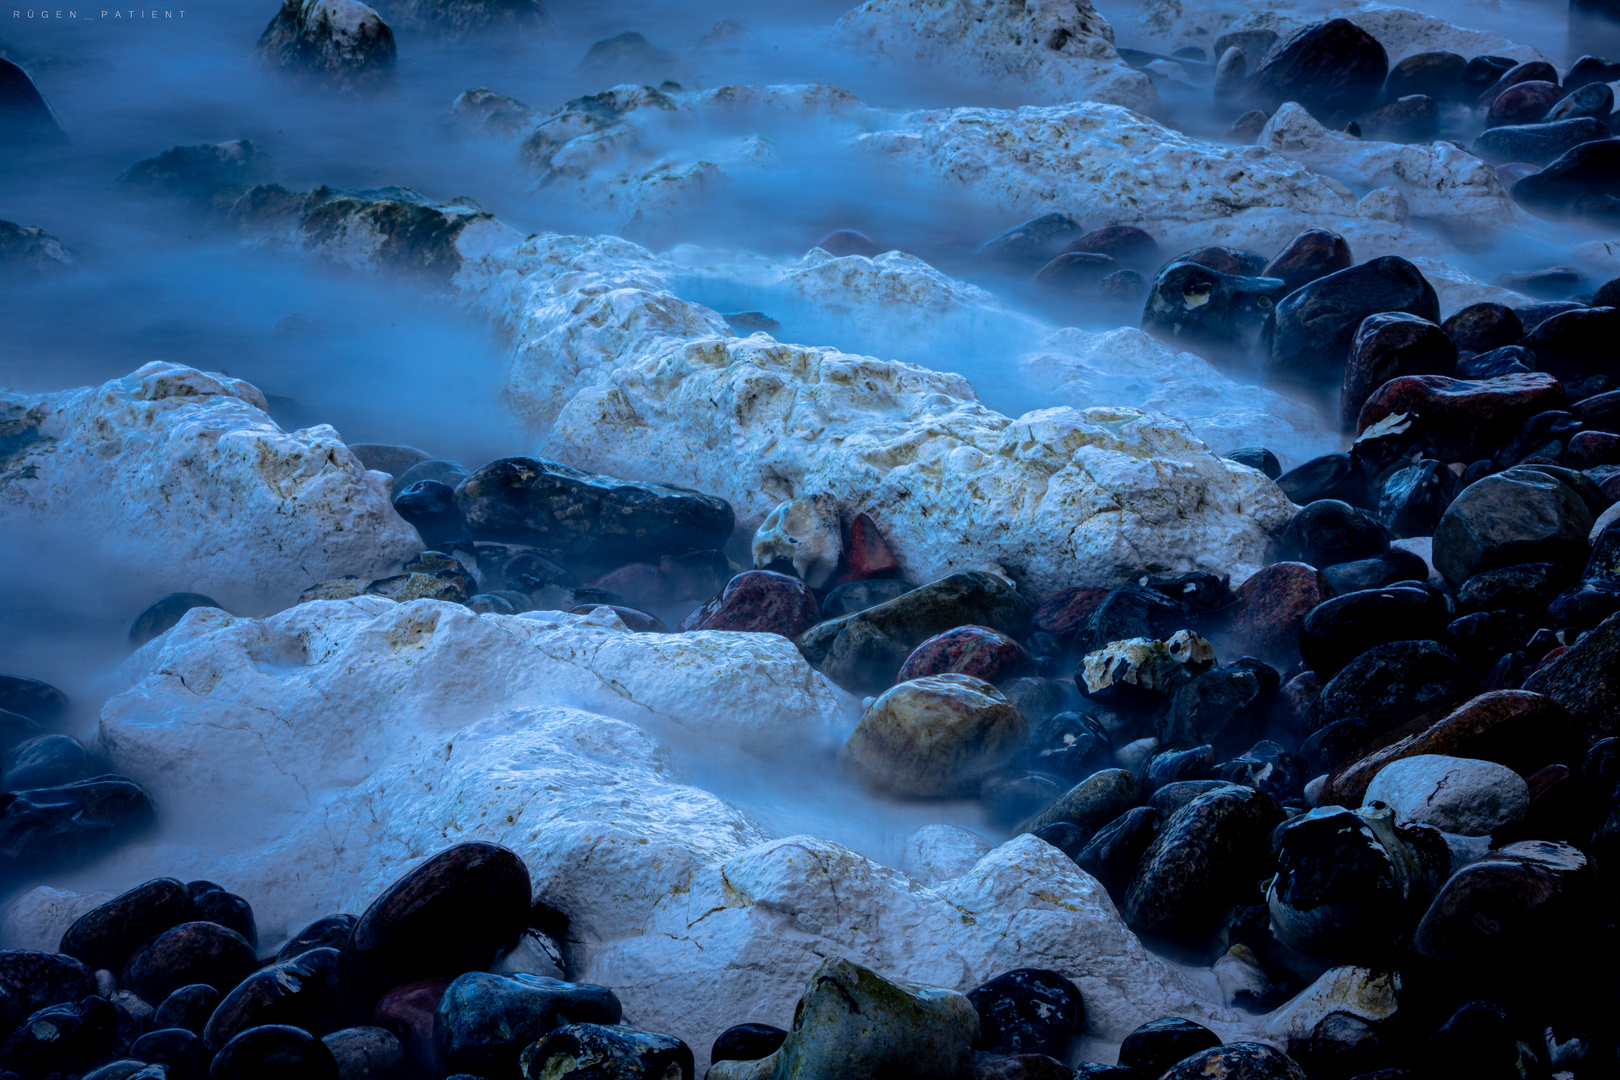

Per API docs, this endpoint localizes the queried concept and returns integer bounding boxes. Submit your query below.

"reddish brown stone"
[680,570,820,638]
[1525,762,1573,801]
[1263,227,1354,293]
[1355,372,1566,463]
[1031,586,1110,644]
[1275,670,1323,743]
[1486,80,1565,126]
[566,604,668,632]
[896,625,1033,684]
[373,976,453,1072]
[1340,312,1457,430]
[590,563,674,609]
[1061,224,1160,270]
[1221,562,1332,666]
[1566,430,1620,468]
[836,512,901,583]
[1324,689,1584,805]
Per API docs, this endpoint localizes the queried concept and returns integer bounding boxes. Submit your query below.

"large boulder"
[0,363,419,610]
[0,58,68,146]
[256,0,397,88]
[1432,468,1594,585]
[1250,19,1389,117]
[838,674,1028,798]
[1354,372,1566,463]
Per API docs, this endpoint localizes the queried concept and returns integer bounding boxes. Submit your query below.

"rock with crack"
[99,597,858,833]
[455,233,1296,596]
[0,362,420,610]
[1258,103,1520,232]
[830,0,1156,113]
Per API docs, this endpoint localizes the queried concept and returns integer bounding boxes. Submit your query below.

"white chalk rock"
[1263,965,1401,1040]
[101,597,857,835]
[901,824,993,884]
[832,0,1156,113]
[590,833,1259,1069]
[1363,754,1530,835]
[1019,326,1341,467]
[0,362,420,610]
[1258,103,1520,232]
[0,887,113,952]
[459,235,1296,595]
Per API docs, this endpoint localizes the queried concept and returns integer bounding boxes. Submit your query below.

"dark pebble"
[208,1024,339,1080]
[967,969,1083,1058]
[62,878,195,973]
[123,921,258,1005]
[128,593,223,646]
[710,1024,786,1065]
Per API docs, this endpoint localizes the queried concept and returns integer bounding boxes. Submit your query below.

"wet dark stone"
[131,1026,207,1074]
[456,457,733,568]
[1568,429,1620,467]
[1378,459,1458,538]
[798,572,1031,695]
[1515,462,1609,516]
[1458,562,1571,615]
[1524,305,1620,380]
[1433,467,1594,585]
[1262,228,1353,294]
[1442,301,1523,353]
[1029,712,1113,782]
[968,969,1083,1058]
[1360,94,1440,141]
[1301,586,1450,680]
[392,480,463,546]
[978,213,1085,271]
[1356,373,1567,464]
[1159,1042,1309,1079]
[897,625,1033,684]
[1019,768,1141,836]
[186,881,256,950]
[1568,55,1620,91]
[1224,446,1281,479]
[816,229,881,257]
[0,775,154,870]
[0,710,42,758]
[1495,409,1583,468]
[1463,55,1516,96]
[1122,786,1285,952]
[1450,608,1535,668]
[342,842,531,1007]
[369,976,450,1071]
[0,676,68,723]
[1074,807,1161,896]
[1149,780,1234,818]
[1159,667,1265,748]
[1266,257,1440,399]
[1385,50,1468,100]
[818,578,914,619]
[277,915,358,963]
[1549,81,1617,124]
[321,1025,403,1080]
[1517,299,1587,332]
[1033,821,1089,859]
[1222,562,1332,665]
[152,984,220,1036]
[1522,611,1620,740]
[1483,118,1613,165]
[1182,247,1269,276]
[1414,840,1593,965]
[1227,109,1271,141]
[1485,80,1566,127]
[1299,716,1373,775]
[0,57,68,146]
[1141,261,1287,357]
[83,1058,162,1079]
[61,878,195,973]
[1033,252,1117,291]
[710,1024,786,1065]
[395,459,469,491]
[1117,1018,1222,1079]
[1277,500,1392,569]
[203,947,341,1051]
[1140,571,1232,615]
[1097,269,1147,305]
[433,972,621,1076]
[518,1023,693,1080]
[0,995,116,1076]
[1454,344,1534,379]
[1275,454,1370,508]
[122,921,258,1005]
[1030,587,1110,645]
[128,593,222,647]
[1307,639,1478,737]
[0,950,96,1033]
[1074,583,1187,658]
[1513,138,1620,217]
[1251,19,1388,116]
[1590,515,1620,580]
[680,570,820,638]
[209,1024,340,1080]
[1320,548,1429,593]
[3,734,92,792]
[1062,225,1160,271]
[1342,313,1458,432]
[1143,745,1216,793]
[1477,60,1559,105]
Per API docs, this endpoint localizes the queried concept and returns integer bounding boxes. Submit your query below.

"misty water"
[0,0,1602,945]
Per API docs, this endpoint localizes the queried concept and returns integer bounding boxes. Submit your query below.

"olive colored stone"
[840,674,1028,798]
